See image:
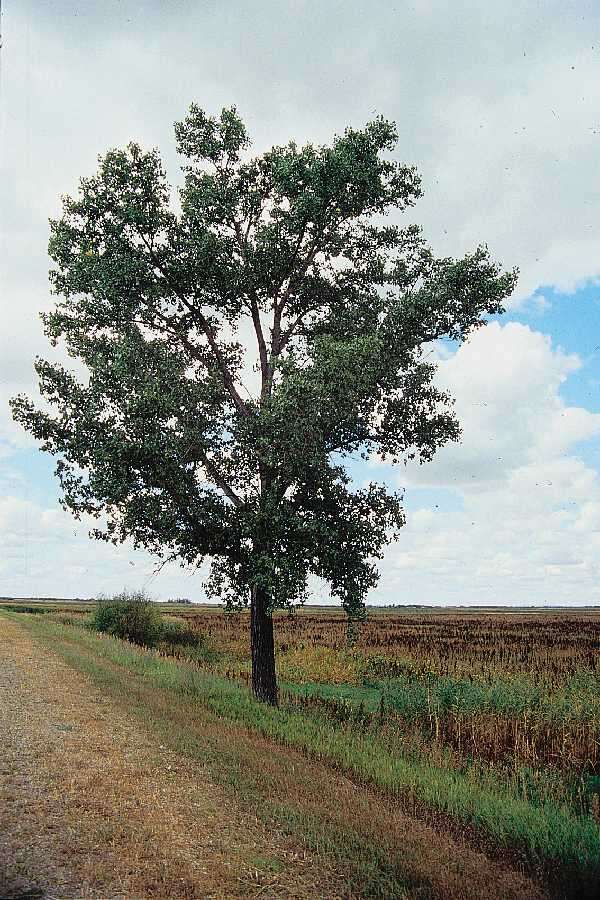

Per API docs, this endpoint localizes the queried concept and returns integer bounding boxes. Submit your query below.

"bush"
[90,590,163,647]
[1,604,50,614]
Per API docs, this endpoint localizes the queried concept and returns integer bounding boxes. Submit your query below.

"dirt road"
[0,615,339,899]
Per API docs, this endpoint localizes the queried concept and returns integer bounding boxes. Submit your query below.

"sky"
[1,0,600,605]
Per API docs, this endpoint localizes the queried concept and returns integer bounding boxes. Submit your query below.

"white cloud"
[0,493,210,600]
[374,323,600,604]
[404,322,600,489]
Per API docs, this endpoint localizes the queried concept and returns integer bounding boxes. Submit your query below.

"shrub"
[157,621,225,668]
[90,589,163,647]
[1,604,50,614]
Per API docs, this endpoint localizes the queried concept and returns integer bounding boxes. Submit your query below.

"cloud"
[404,322,600,489]
[378,455,600,605]
[0,493,210,600]
[417,39,600,305]
[374,322,600,604]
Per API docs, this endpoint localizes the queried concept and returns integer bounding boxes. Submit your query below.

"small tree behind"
[11,105,517,704]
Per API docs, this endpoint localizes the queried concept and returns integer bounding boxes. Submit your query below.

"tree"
[11,105,517,704]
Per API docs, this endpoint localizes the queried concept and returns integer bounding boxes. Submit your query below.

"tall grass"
[170,607,600,682]
[283,671,600,771]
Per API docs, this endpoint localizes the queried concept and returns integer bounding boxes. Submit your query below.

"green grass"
[13,612,600,886]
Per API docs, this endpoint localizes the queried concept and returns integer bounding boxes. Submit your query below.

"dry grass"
[169,608,600,682]
[6,607,598,897]
[0,615,343,899]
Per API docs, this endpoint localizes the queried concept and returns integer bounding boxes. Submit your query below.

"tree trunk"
[250,584,278,705]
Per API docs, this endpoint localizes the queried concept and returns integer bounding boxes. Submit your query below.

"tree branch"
[197,449,244,507]
[251,297,270,399]
[136,228,250,418]
[233,221,270,401]
[271,216,309,302]
[277,304,322,353]
[274,232,322,322]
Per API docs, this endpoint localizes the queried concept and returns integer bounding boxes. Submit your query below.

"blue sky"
[513,284,600,475]
[2,1,600,605]
[517,288,600,407]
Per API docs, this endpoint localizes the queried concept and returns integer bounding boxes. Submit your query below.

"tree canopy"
[11,105,517,702]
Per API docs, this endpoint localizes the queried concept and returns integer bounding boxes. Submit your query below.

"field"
[2,601,600,898]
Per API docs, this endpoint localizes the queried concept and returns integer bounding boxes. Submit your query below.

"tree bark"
[250,584,278,705]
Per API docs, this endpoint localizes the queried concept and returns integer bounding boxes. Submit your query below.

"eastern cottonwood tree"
[11,106,517,704]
